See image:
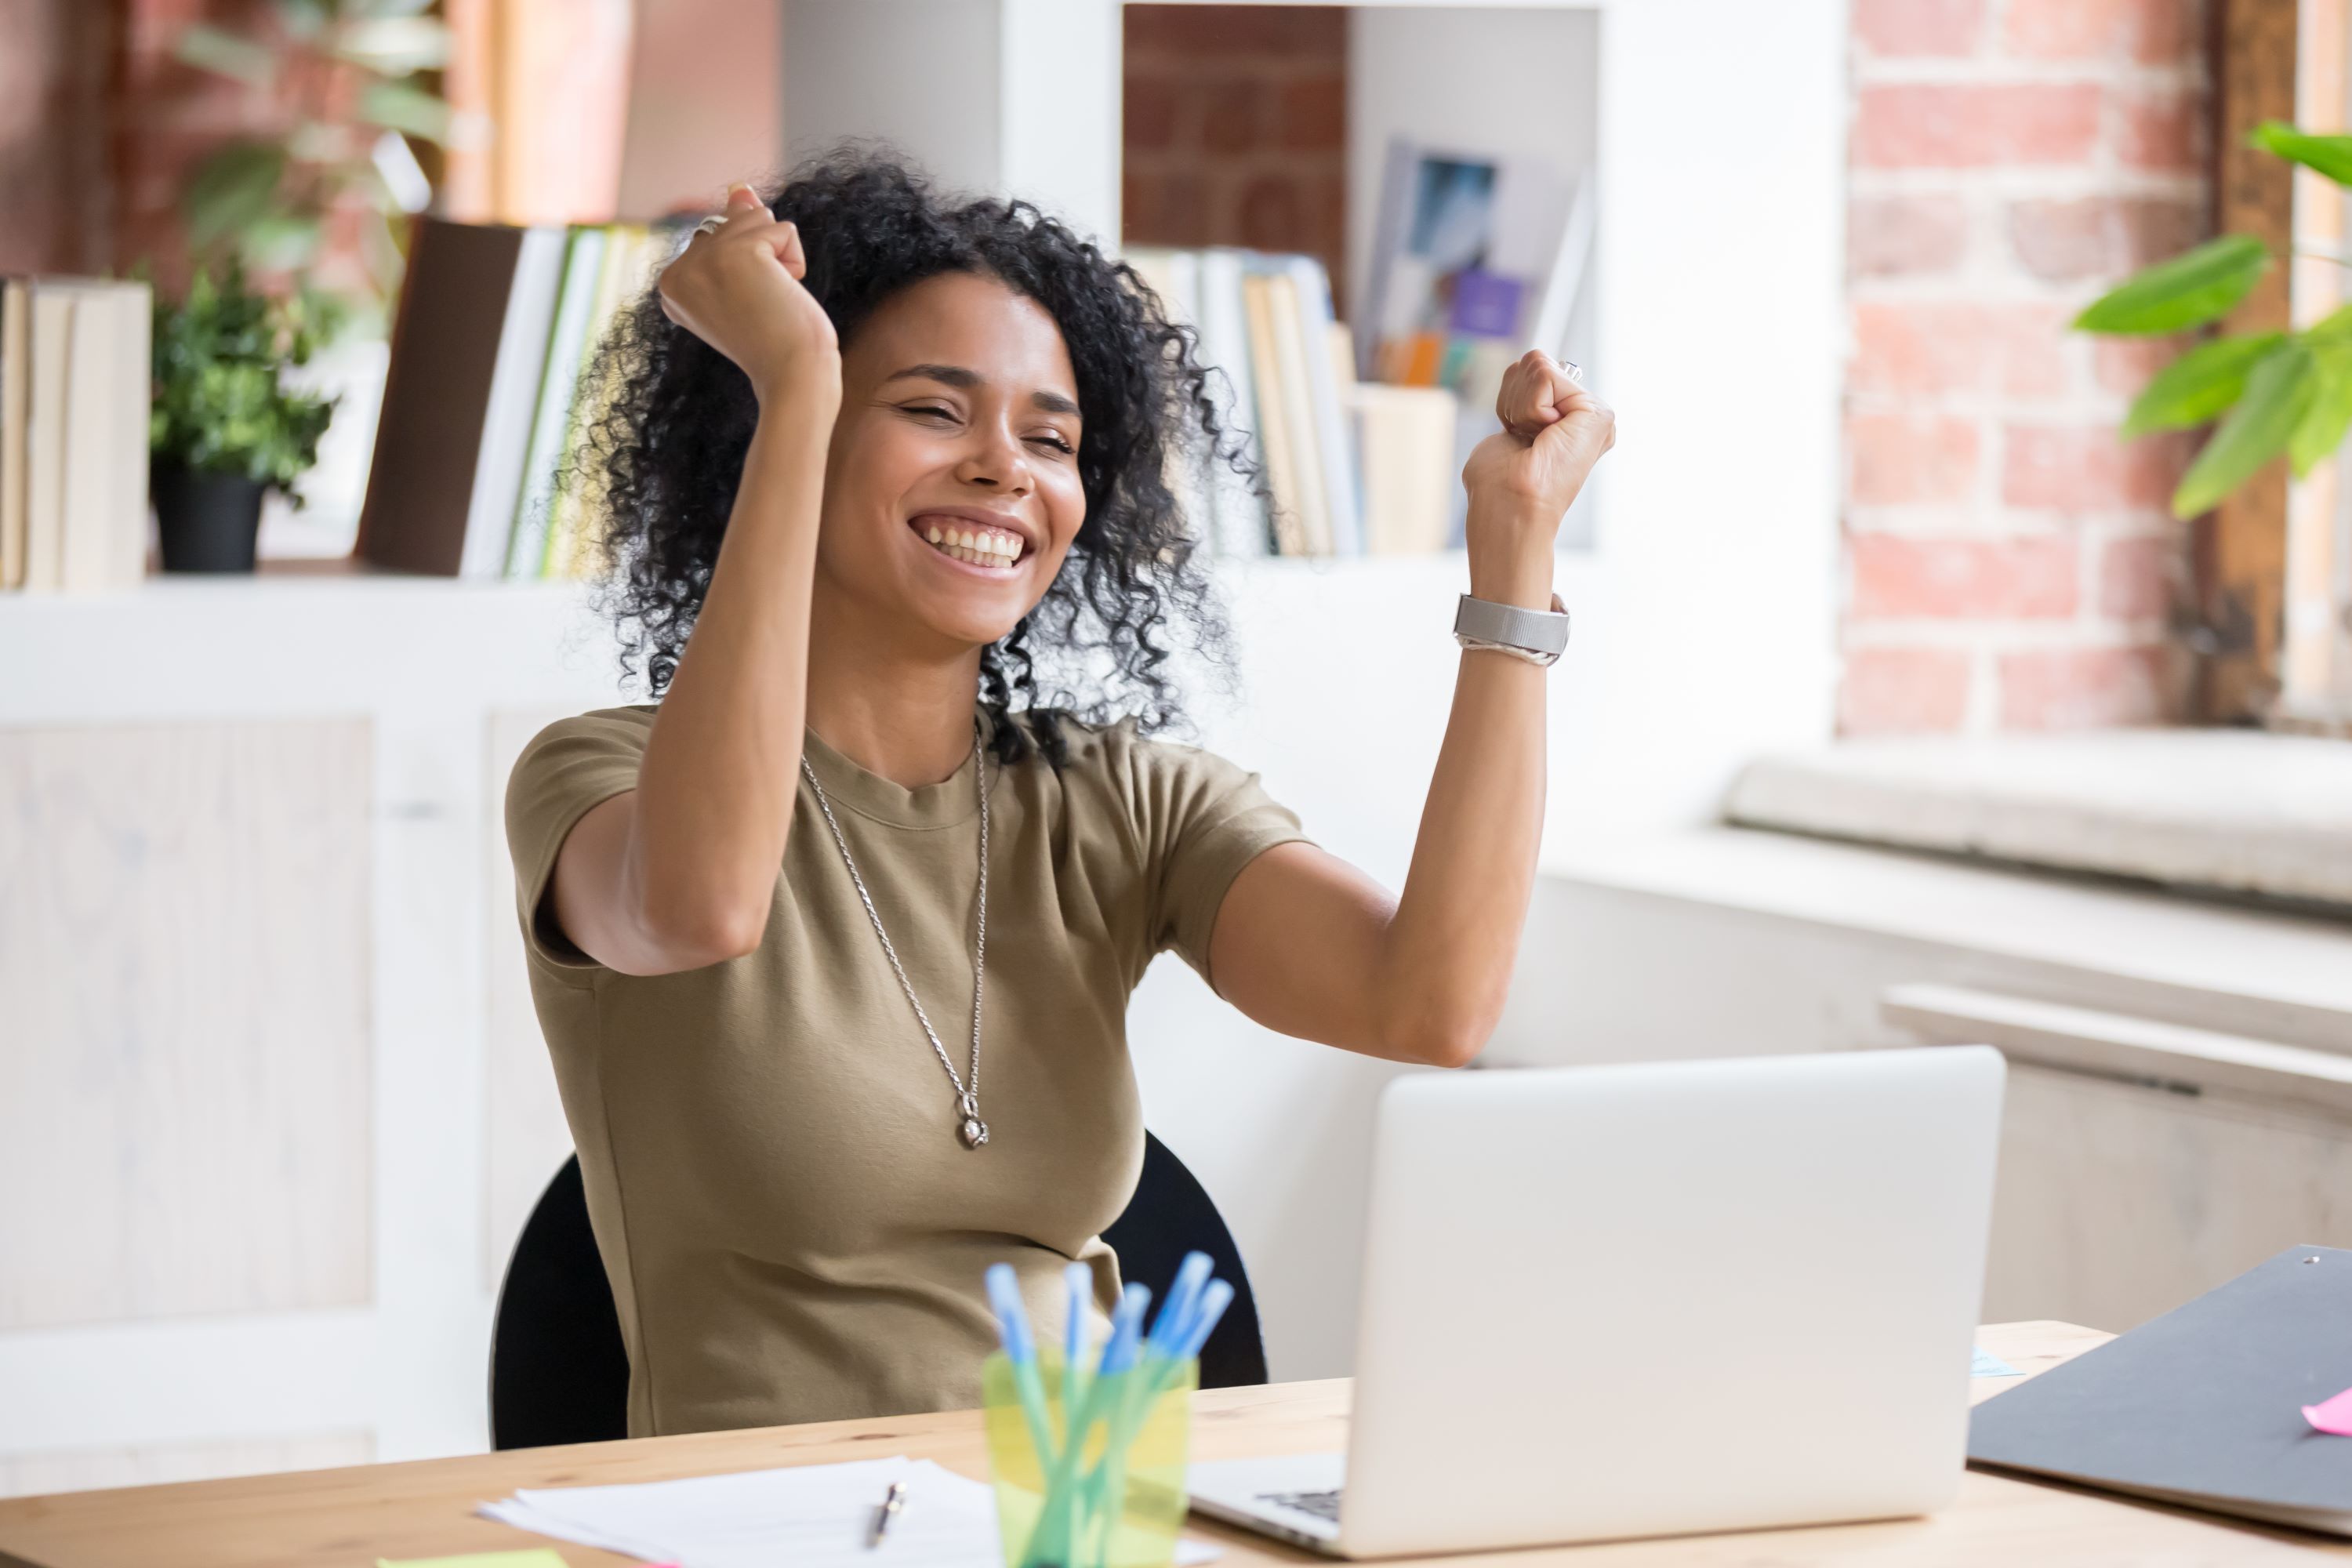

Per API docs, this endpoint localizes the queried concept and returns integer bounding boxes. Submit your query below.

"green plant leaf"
[2173,340,2318,517]
[2291,346,2352,475]
[242,213,324,272]
[327,16,450,74]
[2122,332,2283,436]
[2249,121,2352,186]
[184,143,289,249]
[174,23,277,87]
[2075,234,2270,336]
[356,79,453,143]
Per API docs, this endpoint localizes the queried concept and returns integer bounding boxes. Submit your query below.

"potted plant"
[149,264,338,572]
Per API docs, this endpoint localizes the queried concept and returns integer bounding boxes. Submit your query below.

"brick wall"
[0,0,115,275]
[1122,4,1348,313]
[1842,0,2209,733]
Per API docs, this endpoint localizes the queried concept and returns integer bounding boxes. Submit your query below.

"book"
[1283,254,1362,556]
[1120,246,1213,550]
[1258,265,1331,556]
[1,279,27,589]
[1192,249,1271,557]
[506,226,610,579]
[358,216,534,575]
[1239,271,1308,556]
[459,225,568,579]
[1352,383,1457,555]
[1361,139,1581,395]
[21,285,74,591]
[544,223,654,581]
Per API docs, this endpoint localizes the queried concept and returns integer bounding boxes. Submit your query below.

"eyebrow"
[882,362,1080,417]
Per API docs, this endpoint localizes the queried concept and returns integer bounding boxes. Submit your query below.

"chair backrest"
[488,1131,1269,1450]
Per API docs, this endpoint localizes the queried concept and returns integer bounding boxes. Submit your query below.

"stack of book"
[0,278,154,593]
[1124,247,1458,558]
[357,216,674,579]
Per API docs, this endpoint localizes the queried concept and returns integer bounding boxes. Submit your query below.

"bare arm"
[546,186,844,976]
[1207,352,1613,1065]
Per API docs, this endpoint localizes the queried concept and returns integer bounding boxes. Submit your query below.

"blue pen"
[1171,1278,1234,1363]
[985,1264,1059,1464]
[1062,1261,1093,1435]
[1146,1251,1214,1360]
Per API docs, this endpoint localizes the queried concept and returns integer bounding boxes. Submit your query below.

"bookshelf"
[0,0,1849,1497]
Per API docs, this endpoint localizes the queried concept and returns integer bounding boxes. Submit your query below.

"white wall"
[782,0,1122,239]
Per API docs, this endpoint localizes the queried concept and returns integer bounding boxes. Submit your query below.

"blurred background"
[5,0,2350,1506]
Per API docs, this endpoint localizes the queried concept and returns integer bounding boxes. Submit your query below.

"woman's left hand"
[1459,350,1614,604]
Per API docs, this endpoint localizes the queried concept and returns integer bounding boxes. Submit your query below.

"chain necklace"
[800,724,991,1149]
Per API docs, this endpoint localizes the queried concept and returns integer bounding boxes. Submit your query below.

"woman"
[506,151,1613,1439]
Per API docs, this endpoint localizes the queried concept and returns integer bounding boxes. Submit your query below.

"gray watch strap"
[1454,593,1570,661]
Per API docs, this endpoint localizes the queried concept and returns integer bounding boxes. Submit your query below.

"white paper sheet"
[478,1454,1221,1568]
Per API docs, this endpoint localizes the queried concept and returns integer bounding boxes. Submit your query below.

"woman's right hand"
[656,183,840,406]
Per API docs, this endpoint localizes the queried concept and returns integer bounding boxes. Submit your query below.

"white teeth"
[926,525,943,544]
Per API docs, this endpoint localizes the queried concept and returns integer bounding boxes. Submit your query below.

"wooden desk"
[1,1322,2343,1566]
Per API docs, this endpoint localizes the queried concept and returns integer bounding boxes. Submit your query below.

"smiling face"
[814,270,1087,653]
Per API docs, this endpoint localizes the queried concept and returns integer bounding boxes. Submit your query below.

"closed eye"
[902,403,958,422]
[1029,432,1076,455]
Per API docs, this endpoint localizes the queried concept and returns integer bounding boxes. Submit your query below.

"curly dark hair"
[570,144,1256,766]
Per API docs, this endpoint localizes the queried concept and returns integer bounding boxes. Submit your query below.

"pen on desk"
[867,1479,908,1548]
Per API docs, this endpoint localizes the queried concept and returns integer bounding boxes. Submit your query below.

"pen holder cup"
[982,1350,1196,1568]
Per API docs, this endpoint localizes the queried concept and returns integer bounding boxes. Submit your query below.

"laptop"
[1187,1046,2005,1556]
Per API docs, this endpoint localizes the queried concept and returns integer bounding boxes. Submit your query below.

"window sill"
[1725,729,2352,914]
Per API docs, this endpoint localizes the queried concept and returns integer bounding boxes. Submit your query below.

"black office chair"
[488,1131,1269,1449]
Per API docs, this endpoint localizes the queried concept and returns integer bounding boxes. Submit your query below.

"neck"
[805,597,985,789]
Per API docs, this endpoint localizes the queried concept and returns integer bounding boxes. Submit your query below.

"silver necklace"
[800,725,991,1149]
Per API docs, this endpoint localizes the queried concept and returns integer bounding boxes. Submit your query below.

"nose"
[952,419,1032,496]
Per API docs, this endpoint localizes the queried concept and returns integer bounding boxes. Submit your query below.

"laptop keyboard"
[1263,1488,1343,1523]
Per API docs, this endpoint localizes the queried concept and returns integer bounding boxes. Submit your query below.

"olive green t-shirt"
[504,704,1308,1437]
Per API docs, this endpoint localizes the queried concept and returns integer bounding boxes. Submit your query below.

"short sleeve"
[504,707,653,979]
[1125,733,1312,989]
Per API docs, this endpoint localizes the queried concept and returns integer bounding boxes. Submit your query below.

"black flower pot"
[153,459,267,573]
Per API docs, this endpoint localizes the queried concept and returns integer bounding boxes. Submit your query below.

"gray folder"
[1969,1245,2352,1535]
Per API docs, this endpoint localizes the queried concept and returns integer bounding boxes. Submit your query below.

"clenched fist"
[1459,350,1615,608]
[657,183,841,408]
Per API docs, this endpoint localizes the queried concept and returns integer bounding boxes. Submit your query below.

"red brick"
[1849,413,1981,504]
[1848,195,1969,278]
[1123,74,1180,151]
[2009,196,2206,281]
[2117,85,2205,172]
[1850,534,2079,619]
[2002,0,2204,63]
[1276,72,1345,151]
[2099,533,2178,619]
[1851,301,1987,395]
[1998,645,2172,727]
[1853,0,1985,56]
[1123,169,1207,244]
[1237,173,1305,251]
[1991,302,2074,397]
[1853,83,2102,168]
[1124,5,1345,59]
[2003,425,2184,511]
[2093,332,2194,396]
[1202,78,1261,155]
[1849,301,2070,397]
[1839,648,1974,734]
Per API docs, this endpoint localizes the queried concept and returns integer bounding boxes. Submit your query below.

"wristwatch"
[1453,593,1571,666]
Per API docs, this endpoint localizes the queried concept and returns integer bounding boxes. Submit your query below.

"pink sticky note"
[2303,1386,2352,1434]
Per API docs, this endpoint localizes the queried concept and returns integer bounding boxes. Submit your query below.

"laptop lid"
[1338,1047,2004,1556]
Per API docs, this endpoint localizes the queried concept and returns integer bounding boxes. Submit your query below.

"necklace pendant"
[960,1116,989,1149]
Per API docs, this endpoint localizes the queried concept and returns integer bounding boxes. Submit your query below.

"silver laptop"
[1188,1046,2005,1557]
